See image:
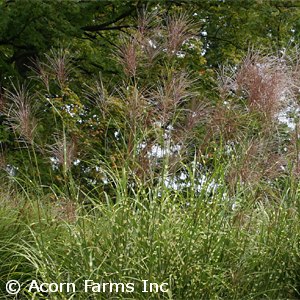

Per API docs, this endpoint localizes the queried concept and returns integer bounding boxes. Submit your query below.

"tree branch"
[82,8,135,32]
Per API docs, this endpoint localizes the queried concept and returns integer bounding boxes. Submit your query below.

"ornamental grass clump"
[1,11,300,300]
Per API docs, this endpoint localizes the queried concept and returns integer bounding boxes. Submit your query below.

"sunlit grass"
[0,159,300,299]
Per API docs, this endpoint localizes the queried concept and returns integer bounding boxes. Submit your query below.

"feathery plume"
[4,82,37,142]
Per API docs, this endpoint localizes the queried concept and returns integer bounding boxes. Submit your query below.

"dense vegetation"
[1,1,300,299]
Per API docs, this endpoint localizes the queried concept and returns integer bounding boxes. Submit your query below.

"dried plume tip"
[4,82,37,142]
[44,48,73,89]
[218,51,294,120]
[155,72,195,124]
[48,133,77,173]
[116,36,138,77]
[165,12,197,56]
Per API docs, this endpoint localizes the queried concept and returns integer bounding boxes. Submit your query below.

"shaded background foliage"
[1,0,300,81]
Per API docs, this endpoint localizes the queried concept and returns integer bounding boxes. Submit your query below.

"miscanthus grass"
[1,13,300,300]
[0,155,300,300]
